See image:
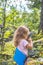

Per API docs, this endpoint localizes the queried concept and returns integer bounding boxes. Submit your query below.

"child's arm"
[26,37,33,50]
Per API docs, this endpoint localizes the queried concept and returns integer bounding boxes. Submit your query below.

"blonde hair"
[13,26,29,47]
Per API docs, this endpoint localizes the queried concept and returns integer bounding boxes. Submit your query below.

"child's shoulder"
[21,39,27,42]
[20,39,28,46]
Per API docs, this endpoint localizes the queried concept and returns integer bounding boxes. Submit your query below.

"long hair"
[13,26,29,47]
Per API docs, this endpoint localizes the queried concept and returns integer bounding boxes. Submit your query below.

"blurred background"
[0,0,43,65]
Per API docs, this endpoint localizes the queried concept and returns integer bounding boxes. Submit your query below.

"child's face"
[25,31,30,40]
[25,35,28,40]
[25,33,29,40]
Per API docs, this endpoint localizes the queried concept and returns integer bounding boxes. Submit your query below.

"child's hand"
[27,37,32,43]
[28,37,32,40]
[26,37,33,50]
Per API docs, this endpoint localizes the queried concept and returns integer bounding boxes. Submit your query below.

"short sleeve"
[22,39,28,47]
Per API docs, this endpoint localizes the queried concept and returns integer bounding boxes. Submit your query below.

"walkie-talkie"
[26,32,36,57]
[28,32,34,37]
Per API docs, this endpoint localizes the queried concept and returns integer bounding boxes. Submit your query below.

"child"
[13,26,33,65]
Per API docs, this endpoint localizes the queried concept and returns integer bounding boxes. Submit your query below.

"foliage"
[0,0,43,65]
[27,0,41,9]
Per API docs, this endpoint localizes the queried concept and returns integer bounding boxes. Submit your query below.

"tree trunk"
[38,0,43,33]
